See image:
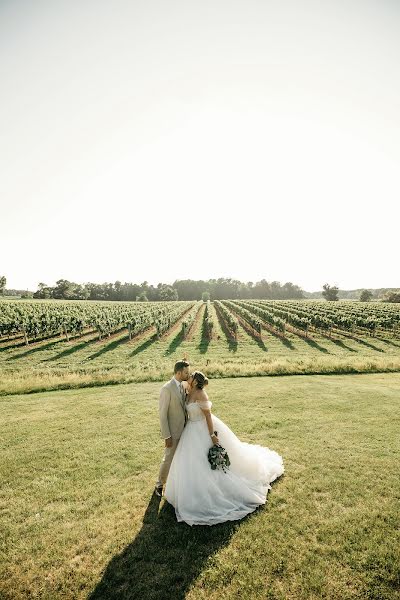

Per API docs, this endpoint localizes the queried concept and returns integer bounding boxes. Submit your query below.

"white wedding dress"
[164,399,284,526]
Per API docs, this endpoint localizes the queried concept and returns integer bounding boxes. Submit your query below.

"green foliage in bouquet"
[208,431,231,473]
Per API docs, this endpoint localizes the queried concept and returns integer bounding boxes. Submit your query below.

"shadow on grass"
[234,319,268,352]
[0,341,26,353]
[351,337,385,353]
[88,493,244,600]
[228,339,238,353]
[130,334,158,357]
[0,341,23,353]
[250,333,268,352]
[1,331,75,354]
[45,336,99,362]
[302,337,331,354]
[329,338,358,353]
[6,339,63,360]
[86,334,129,361]
[374,337,400,349]
[165,329,184,356]
[250,331,268,352]
[2,329,100,357]
[198,316,211,355]
[266,329,295,351]
[0,335,22,347]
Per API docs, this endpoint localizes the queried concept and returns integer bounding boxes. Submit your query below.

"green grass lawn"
[1,373,399,599]
[1,302,400,395]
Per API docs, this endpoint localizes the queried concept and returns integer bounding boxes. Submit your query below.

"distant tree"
[0,275,6,295]
[270,281,283,299]
[360,289,373,302]
[113,281,122,301]
[104,282,114,300]
[136,291,149,302]
[238,282,252,299]
[49,279,89,300]
[74,284,90,300]
[383,291,400,303]
[209,277,240,299]
[33,282,53,299]
[202,291,210,302]
[322,283,339,301]
[120,282,141,302]
[159,285,178,301]
[282,282,305,299]
[142,281,158,301]
[52,279,77,299]
[86,282,106,300]
[254,279,271,299]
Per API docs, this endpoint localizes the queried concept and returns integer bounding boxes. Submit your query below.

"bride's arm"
[198,391,219,444]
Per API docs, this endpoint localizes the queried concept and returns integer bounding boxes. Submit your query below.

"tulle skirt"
[164,414,284,526]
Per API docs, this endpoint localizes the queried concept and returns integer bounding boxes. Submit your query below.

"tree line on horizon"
[1,276,399,302]
[1,277,305,301]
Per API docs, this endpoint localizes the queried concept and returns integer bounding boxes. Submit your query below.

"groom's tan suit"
[156,377,187,487]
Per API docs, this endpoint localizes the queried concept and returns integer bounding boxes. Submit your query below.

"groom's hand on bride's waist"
[165,437,173,448]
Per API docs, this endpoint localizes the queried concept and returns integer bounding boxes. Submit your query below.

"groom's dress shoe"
[154,485,163,497]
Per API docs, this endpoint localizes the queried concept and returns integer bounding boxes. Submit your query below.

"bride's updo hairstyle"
[191,371,209,390]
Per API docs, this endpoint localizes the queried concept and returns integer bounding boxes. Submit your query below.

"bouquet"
[208,431,231,473]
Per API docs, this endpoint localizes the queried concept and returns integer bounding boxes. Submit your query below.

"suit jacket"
[159,378,187,440]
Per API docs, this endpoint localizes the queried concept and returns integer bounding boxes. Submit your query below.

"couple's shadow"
[88,492,249,600]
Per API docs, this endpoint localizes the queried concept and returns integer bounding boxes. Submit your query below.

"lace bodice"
[186,400,212,422]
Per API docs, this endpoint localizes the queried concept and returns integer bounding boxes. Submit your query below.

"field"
[1,299,400,395]
[1,300,399,598]
[1,374,399,599]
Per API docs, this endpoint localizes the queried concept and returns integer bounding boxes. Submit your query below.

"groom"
[155,360,190,497]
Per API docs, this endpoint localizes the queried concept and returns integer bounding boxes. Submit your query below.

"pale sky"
[1,0,399,292]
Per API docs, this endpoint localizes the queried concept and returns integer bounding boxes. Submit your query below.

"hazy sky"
[1,0,399,292]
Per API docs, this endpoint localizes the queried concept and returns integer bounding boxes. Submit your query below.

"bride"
[164,371,284,526]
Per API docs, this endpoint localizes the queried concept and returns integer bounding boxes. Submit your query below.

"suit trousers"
[156,437,180,487]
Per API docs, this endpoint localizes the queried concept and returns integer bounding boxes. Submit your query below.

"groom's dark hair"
[174,360,189,373]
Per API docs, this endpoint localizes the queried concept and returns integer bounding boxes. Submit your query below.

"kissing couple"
[155,360,284,526]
